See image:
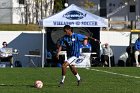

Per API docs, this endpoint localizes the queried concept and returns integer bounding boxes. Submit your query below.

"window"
[130,5,135,12]
[19,0,24,4]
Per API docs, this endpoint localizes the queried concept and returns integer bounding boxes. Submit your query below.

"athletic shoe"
[58,82,64,87]
[136,63,140,67]
[77,80,81,86]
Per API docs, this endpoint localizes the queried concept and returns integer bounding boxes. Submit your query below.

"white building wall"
[12,0,23,24]
[100,31,130,46]
[0,0,24,24]
[0,0,12,23]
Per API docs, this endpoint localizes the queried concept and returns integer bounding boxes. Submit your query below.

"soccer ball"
[34,80,43,88]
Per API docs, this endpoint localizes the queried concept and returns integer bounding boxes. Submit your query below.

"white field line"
[87,68,140,79]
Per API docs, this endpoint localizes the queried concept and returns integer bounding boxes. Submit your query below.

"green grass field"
[0,24,41,31]
[0,67,140,93]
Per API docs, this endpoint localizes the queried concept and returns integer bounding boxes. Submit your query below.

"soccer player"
[56,25,89,87]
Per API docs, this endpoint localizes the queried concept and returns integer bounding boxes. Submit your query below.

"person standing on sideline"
[56,25,90,87]
[101,43,113,67]
[134,34,140,67]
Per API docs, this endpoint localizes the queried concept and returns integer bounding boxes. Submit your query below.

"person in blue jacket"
[80,38,92,53]
[134,34,140,67]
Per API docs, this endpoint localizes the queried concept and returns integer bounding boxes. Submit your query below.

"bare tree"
[82,0,95,9]
[23,0,54,24]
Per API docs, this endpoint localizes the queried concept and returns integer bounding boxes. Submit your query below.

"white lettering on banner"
[53,21,97,26]
[81,21,97,25]
[53,21,74,25]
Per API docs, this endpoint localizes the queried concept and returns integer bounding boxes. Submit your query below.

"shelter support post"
[42,28,45,68]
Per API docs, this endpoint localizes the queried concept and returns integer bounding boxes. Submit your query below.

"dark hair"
[63,25,73,32]
[84,38,88,40]
[2,41,7,46]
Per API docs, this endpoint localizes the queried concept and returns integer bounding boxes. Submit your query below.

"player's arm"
[78,34,100,43]
[88,36,101,43]
[56,46,62,59]
[77,34,88,41]
[56,37,64,59]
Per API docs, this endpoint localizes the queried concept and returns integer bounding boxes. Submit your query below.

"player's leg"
[135,51,140,67]
[69,57,82,86]
[69,65,81,85]
[61,61,69,83]
[59,56,80,87]
[69,65,77,75]
[58,61,69,87]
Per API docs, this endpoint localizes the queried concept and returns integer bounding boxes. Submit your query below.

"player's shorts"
[66,56,85,65]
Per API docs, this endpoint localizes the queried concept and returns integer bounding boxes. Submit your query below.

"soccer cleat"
[58,82,64,87]
[77,80,81,86]
[136,63,140,67]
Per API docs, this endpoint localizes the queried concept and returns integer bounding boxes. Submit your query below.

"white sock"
[61,75,65,83]
[75,73,80,81]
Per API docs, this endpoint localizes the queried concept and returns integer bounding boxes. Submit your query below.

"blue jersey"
[60,33,86,58]
[135,38,140,50]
